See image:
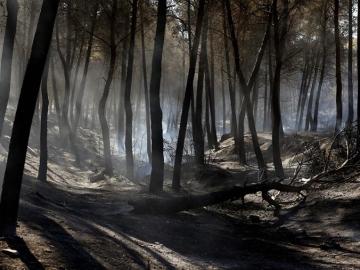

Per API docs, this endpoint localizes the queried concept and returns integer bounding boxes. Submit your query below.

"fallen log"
[129,181,309,214]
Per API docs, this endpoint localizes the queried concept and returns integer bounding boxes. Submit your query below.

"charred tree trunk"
[271,0,288,178]
[98,2,117,177]
[0,0,60,237]
[148,0,167,193]
[334,0,343,132]
[51,58,62,131]
[225,0,270,175]
[74,4,98,132]
[38,57,50,182]
[172,0,206,191]
[193,8,208,166]
[118,13,129,152]
[125,0,138,179]
[140,1,152,163]
[222,1,239,151]
[305,51,321,131]
[357,0,360,149]
[0,0,19,137]
[347,0,354,125]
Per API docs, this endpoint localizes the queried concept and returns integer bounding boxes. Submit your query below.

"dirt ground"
[1,120,360,269]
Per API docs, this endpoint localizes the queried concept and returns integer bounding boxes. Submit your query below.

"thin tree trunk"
[172,0,206,191]
[0,0,60,237]
[222,1,239,151]
[271,0,288,178]
[140,0,152,163]
[0,0,19,137]
[225,0,270,174]
[192,7,208,166]
[125,0,138,179]
[305,51,321,131]
[347,0,354,125]
[334,0,343,132]
[38,57,50,182]
[74,4,98,131]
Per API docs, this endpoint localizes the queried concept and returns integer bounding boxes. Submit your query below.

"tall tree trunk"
[225,0,270,175]
[357,0,360,148]
[334,0,343,132]
[0,0,60,237]
[140,0,152,163]
[221,62,226,135]
[347,0,354,125]
[305,51,321,131]
[271,0,288,178]
[118,13,129,152]
[312,0,328,132]
[263,69,268,131]
[99,1,118,176]
[222,1,239,150]
[38,57,50,182]
[193,7,208,166]
[149,0,167,193]
[74,4,98,132]
[172,0,206,191]
[0,0,19,137]
[297,55,314,131]
[125,0,138,179]
[208,19,218,149]
[51,58,62,131]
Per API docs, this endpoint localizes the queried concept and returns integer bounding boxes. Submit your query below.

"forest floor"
[1,113,360,269]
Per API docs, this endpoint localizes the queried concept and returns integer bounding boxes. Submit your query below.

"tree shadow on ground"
[5,237,45,270]
[20,206,107,270]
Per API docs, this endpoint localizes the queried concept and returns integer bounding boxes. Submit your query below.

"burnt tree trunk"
[172,0,206,191]
[347,0,354,125]
[140,1,152,163]
[334,0,343,132]
[148,0,167,193]
[0,0,60,237]
[38,57,50,182]
[0,0,19,137]
[125,0,138,179]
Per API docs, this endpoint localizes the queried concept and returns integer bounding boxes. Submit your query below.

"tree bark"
[148,0,167,193]
[347,0,354,125]
[0,0,19,137]
[172,0,206,191]
[125,0,138,179]
[73,4,98,132]
[334,0,343,132]
[0,0,60,237]
[38,57,50,182]
[140,1,152,163]
[225,0,270,175]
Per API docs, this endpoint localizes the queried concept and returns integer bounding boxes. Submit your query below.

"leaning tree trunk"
[305,51,321,131]
[0,0,19,138]
[38,57,50,182]
[148,0,167,193]
[172,0,206,191]
[225,0,269,175]
[0,0,60,237]
[334,0,343,132]
[125,0,138,180]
